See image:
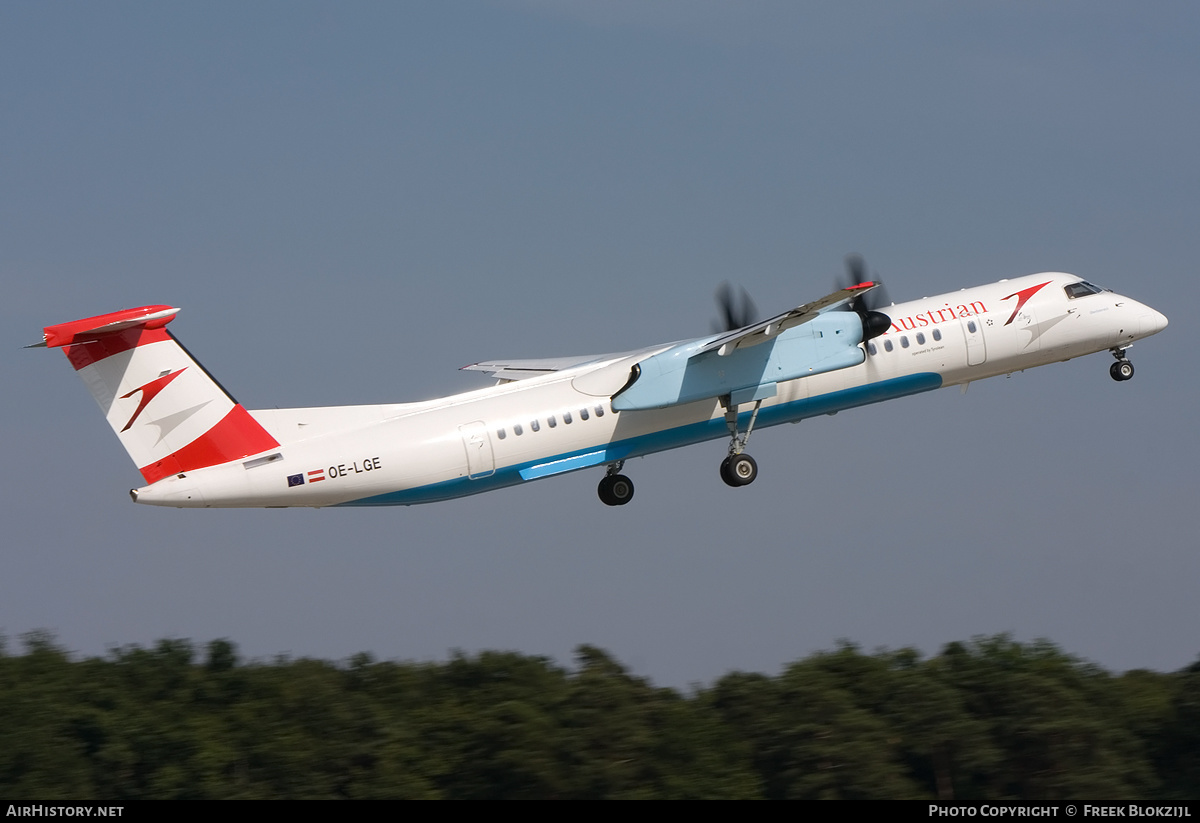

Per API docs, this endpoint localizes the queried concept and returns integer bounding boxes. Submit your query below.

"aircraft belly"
[335,372,943,507]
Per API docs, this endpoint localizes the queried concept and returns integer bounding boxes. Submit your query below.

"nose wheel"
[597,461,634,506]
[1109,348,1135,381]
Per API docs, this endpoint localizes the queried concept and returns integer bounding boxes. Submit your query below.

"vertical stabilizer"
[38,306,279,483]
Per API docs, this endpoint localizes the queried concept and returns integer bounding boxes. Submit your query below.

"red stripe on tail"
[138,405,279,484]
[65,326,174,371]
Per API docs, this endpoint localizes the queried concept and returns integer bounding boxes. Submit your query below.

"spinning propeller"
[839,253,892,342]
[713,281,759,332]
[711,254,892,343]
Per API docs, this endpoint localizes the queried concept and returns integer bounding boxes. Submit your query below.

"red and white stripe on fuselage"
[42,306,279,484]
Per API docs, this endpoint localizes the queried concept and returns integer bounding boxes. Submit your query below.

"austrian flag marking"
[286,469,327,489]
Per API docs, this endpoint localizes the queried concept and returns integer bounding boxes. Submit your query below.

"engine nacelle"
[612,312,866,411]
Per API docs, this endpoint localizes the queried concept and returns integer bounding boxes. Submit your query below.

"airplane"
[33,259,1167,508]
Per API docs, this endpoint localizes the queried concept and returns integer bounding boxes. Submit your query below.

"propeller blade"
[867,280,891,310]
[713,281,758,332]
[844,253,867,287]
[839,254,891,342]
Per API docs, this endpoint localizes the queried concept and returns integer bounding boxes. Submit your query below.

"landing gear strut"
[1109,347,1135,382]
[597,461,634,506]
[719,397,761,488]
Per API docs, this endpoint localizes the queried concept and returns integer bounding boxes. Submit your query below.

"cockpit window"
[1064,281,1105,299]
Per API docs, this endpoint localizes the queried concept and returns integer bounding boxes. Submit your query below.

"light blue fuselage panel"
[612,312,865,411]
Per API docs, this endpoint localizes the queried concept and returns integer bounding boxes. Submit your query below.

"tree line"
[1,632,1196,799]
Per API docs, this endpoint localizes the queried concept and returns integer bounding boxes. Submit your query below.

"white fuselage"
[131,273,1167,508]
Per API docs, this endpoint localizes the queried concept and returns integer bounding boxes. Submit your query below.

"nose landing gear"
[1109,348,1135,382]
[597,461,634,506]
[1110,360,1134,381]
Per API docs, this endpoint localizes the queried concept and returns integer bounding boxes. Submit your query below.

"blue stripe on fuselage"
[335,372,943,507]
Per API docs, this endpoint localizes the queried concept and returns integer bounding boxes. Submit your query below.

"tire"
[720,456,737,487]
[1111,360,1134,381]
[598,474,634,506]
[721,454,757,487]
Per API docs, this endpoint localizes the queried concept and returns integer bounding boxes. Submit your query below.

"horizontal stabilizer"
[35,305,180,348]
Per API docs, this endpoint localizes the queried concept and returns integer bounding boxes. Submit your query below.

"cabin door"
[459,421,496,479]
[963,317,987,366]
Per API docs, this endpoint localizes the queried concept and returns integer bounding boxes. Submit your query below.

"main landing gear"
[1109,348,1135,382]
[720,397,762,488]
[596,396,766,504]
[597,461,634,506]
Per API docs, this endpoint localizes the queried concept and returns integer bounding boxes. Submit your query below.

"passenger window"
[563,411,573,424]
[884,339,894,352]
[530,419,540,433]
[514,424,523,436]
[548,415,557,428]
[868,342,877,356]
[901,336,910,349]
[594,405,604,417]
[916,333,925,345]
[496,428,506,440]
[580,408,589,421]
[932,328,942,341]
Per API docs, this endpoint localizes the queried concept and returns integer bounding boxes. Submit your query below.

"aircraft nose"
[1142,307,1168,336]
[1153,308,1168,332]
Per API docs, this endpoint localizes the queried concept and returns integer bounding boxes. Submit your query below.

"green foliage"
[932,637,1156,800]
[1154,660,1200,800]
[0,633,1188,799]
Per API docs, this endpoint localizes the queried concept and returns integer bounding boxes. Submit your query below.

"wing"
[461,351,645,382]
[695,281,879,356]
[612,283,883,411]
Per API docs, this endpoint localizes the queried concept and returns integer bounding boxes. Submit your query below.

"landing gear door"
[963,317,987,366]
[459,421,495,479]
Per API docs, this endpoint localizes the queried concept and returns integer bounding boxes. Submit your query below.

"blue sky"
[3,1,1197,685]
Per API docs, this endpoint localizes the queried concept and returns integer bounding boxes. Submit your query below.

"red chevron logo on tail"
[120,368,187,431]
